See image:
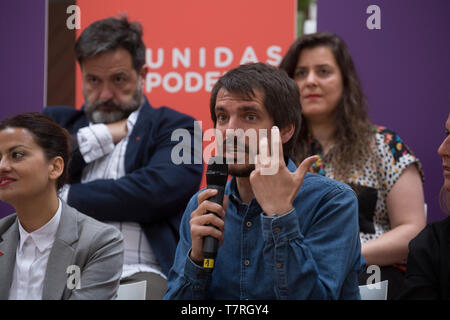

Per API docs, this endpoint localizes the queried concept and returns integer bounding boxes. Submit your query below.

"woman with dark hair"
[0,113,123,300]
[399,113,450,299]
[280,32,426,299]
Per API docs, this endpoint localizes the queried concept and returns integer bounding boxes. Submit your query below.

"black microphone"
[202,156,228,271]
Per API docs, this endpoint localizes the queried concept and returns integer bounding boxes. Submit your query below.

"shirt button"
[246,221,252,228]
[244,259,250,266]
[273,227,281,233]
[276,263,282,269]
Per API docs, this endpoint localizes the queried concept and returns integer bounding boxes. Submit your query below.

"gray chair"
[359,280,388,300]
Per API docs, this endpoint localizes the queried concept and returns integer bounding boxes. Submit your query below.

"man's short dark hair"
[75,15,146,73]
[210,62,302,159]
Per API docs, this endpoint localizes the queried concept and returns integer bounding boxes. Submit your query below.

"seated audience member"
[398,112,450,299]
[279,32,426,299]
[164,63,364,300]
[0,113,124,300]
[43,16,203,299]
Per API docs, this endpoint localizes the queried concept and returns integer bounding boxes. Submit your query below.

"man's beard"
[228,163,255,177]
[223,136,256,177]
[84,84,144,124]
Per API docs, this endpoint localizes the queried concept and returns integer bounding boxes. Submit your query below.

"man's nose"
[224,116,240,131]
[99,83,114,102]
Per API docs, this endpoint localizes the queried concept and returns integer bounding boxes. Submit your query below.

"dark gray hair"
[75,15,146,73]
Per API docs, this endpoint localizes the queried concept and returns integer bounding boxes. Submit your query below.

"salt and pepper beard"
[84,82,144,124]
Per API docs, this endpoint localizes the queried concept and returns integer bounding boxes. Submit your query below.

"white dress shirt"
[60,106,164,279]
[9,199,62,300]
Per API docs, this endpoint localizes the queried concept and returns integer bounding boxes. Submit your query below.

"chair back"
[359,280,388,300]
[116,280,147,300]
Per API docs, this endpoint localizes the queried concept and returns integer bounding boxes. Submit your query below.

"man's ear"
[139,65,148,85]
[48,156,64,182]
[280,124,295,144]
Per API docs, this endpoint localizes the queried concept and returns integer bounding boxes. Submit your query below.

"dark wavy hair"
[0,113,72,190]
[279,32,373,181]
[75,15,145,73]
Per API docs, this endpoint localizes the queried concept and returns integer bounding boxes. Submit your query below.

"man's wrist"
[263,205,294,216]
[189,250,204,267]
[106,119,128,144]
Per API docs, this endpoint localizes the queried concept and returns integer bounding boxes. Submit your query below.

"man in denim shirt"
[164,63,365,299]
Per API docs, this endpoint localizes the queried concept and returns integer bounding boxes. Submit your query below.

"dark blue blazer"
[43,99,203,275]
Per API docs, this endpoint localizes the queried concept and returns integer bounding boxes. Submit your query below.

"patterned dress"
[308,126,424,244]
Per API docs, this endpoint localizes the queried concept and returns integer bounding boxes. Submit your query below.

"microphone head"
[206,156,228,187]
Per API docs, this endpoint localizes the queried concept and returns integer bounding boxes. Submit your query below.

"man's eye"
[114,76,125,84]
[246,114,257,121]
[88,77,99,85]
[216,114,228,122]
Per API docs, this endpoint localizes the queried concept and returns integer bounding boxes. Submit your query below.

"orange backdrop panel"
[76,0,297,187]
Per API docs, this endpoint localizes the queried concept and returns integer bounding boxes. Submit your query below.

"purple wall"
[317,0,450,222]
[0,0,46,218]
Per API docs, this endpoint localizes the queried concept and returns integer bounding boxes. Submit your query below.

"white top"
[60,106,163,279]
[9,199,62,300]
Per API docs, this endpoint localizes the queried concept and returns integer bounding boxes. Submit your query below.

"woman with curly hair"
[280,32,426,299]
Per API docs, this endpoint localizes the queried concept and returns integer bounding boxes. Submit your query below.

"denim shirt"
[164,160,365,300]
